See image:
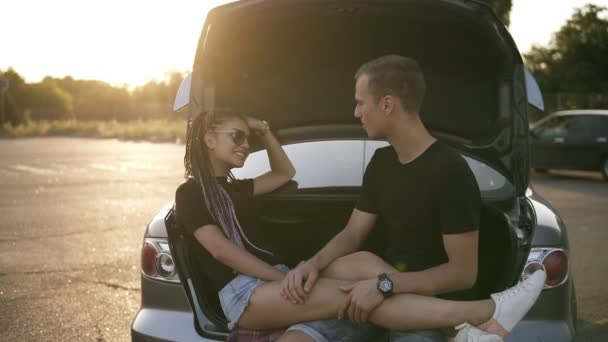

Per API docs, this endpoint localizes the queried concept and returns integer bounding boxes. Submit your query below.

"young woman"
[175,110,546,342]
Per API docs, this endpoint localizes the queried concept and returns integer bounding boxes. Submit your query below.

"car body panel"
[506,320,573,342]
[132,308,219,342]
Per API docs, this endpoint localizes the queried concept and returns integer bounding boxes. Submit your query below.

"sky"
[1,0,607,87]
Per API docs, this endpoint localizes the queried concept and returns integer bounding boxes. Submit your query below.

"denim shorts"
[218,264,375,340]
[218,264,290,330]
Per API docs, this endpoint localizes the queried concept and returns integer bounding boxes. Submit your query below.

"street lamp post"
[0,77,8,125]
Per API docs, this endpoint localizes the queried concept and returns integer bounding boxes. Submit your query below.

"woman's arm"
[247,118,296,196]
[194,224,285,281]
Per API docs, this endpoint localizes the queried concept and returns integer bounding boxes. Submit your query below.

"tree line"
[0,70,186,125]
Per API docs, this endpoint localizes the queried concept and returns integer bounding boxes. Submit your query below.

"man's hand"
[281,260,319,304]
[338,278,384,324]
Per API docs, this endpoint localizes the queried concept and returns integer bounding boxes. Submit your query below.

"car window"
[566,116,594,138]
[600,117,608,135]
[235,139,510,193]
[587,115,608,137]
[364,140,507,192]
[536,116,569,138]
[233,140,365,189]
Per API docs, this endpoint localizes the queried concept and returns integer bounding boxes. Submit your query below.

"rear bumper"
[131,308,220,342]
[132,308,573,342]
[507,320,573,342]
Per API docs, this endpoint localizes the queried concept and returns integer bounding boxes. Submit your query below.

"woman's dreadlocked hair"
[184,110,272,256]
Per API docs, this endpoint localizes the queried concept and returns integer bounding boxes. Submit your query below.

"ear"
[203,132,216,150]
[383,96,394,115]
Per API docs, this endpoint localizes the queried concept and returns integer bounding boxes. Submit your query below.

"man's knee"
[324,251,394,280]
[349,251,393,274]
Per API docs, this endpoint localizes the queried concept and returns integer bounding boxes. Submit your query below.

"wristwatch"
[256,120,270,136]
[377,273,394,298]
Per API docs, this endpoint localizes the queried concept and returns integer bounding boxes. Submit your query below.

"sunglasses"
[213,129,250,146]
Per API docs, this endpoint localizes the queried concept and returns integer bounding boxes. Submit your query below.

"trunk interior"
[167,190,517,338]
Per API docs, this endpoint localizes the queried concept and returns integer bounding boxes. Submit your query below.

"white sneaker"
[454,323,503,342]
[489,269,546,333]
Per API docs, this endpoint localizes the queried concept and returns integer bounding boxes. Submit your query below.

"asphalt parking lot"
[0,138,606,341]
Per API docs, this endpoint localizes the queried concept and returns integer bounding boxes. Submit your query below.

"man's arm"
[309,209,378,270]
[337,229,478,323]
[280,209,377,303]
[391,230,479,296]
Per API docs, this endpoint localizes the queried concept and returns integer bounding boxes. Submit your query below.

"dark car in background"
[131,1,576,341]
[530,110,608,180]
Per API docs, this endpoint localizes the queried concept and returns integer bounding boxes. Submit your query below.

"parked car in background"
[530,110,608,180]
[131,1,576,341]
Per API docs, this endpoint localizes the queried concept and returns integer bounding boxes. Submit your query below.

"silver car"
[131,1,576,341]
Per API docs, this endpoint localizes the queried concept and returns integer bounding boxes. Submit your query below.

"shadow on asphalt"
[531,170,605,183]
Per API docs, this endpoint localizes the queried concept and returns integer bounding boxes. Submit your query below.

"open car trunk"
[166,190,522,339]
[192,0,531,195]
[168,0,537,339]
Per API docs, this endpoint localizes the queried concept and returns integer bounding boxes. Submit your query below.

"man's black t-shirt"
[357,141,481,273]
[174,177,281,292]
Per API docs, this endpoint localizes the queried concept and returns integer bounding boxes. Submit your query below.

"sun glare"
[3,0,607,87]
[1,0,233,87]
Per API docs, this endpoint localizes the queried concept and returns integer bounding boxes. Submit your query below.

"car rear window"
[233,140,511,194]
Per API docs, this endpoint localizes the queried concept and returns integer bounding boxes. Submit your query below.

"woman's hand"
[245,116,269,136]
[281,260,320,304]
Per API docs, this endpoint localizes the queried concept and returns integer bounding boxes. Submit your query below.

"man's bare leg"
[238,277,494,331]
[321,251,397,280]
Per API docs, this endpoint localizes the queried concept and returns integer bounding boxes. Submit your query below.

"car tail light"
[521,248,569,289]
[156,253,176,278]
[141,238,180,283]
[142,242,159,277]
[543,250,568,287]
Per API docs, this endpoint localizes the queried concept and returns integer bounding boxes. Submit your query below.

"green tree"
[29,78,74,120]
[524,4,608,94]
[50,77,133,121]
[0,68,30,124]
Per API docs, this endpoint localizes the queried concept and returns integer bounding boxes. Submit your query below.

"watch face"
[379,279,392,292]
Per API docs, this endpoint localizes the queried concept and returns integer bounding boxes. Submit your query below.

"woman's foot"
[479,270,547,337]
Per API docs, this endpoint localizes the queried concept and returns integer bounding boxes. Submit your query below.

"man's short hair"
[355,55,426,113]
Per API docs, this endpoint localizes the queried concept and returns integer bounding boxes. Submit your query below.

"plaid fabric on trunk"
[226,327,284,342]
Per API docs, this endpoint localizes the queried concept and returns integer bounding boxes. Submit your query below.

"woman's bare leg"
[237,276,494,331]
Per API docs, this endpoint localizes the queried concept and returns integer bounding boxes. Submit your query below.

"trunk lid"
[190,0,531,195]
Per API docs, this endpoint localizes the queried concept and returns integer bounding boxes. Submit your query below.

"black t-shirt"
[357,142,481,273]
[174,177,281,292]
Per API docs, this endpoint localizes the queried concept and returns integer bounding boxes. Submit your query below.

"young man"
[278,55,505,341]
